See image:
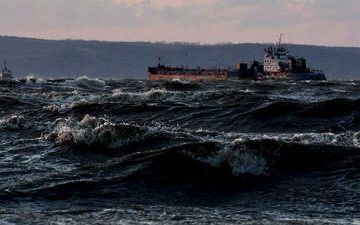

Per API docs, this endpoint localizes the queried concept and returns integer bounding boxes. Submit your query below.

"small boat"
[0,59,13,80]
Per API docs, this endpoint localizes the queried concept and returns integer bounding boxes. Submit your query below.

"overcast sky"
[0,0,359,46]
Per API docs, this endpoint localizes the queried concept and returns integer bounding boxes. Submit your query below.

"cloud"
[0,0,359,46]
[111,0,221,9]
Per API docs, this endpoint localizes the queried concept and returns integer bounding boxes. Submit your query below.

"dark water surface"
[1,77,360,224]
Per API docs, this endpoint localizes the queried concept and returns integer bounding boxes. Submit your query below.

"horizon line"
[1,35,360,49]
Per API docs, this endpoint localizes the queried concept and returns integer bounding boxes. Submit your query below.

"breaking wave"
[65,76,106,89]
[39,115,360,177]
[110,88,253,104]
[0,115,30,130]
[41,114,173,149]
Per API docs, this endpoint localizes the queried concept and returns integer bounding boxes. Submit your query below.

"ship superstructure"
[257,34,326,80]
[264,34,291,74]
[0,59,13,80]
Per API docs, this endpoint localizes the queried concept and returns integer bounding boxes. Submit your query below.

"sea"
[1,76,360,224]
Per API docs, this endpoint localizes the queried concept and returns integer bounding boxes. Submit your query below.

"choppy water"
[1,77,360,224]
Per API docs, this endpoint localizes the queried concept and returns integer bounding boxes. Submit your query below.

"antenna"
[3,59,6,69]
[278,33,284,46]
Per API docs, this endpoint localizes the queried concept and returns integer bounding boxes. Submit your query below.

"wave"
[7,134,360,199]
[179,132,360,176]
[24,75,44,84]
[0,115,30,130]
[161,80,204,91]
[64,76,106,89]
[40,87,256,113]
[181,141,268,175]
[40,114,175,149]
[40,115,360,177]
[246,98,360,118]
[3,113,360,199]
[238,98,360,132]
[40,115,271,175]
[111,88,254,104]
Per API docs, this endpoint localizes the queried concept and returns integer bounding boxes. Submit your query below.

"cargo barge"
[148,36,326,81]
[148,62,228,81]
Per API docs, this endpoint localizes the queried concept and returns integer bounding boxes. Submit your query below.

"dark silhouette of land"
[0,36,359,79]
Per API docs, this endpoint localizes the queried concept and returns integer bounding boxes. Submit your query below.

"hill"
[0,36,359,80]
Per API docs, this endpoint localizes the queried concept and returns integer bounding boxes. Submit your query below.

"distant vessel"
[148,35,326,81]
[0,59,13,80]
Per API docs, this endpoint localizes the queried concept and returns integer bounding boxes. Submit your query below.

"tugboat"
[0,59,13,80]
[226,34,326,80]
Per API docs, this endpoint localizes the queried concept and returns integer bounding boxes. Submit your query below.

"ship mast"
[278,33,284,46]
